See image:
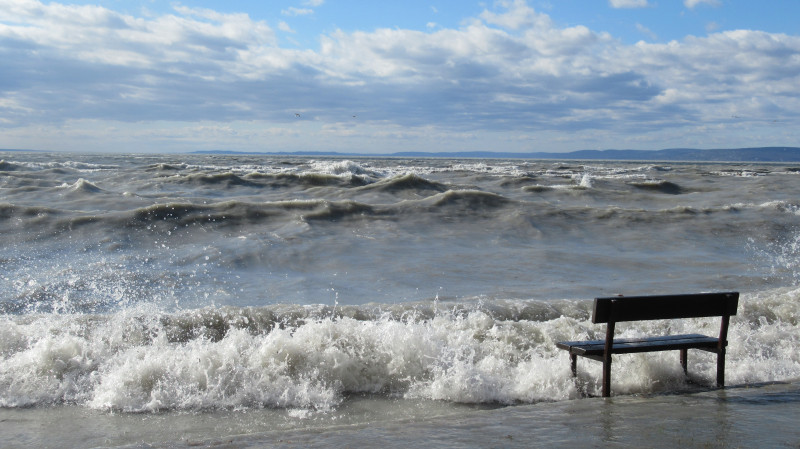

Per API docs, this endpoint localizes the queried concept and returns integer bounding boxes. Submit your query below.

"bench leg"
[716,350,725,387]
[602,356,612,398]
[680,349,688,375]
[570,354,577,377]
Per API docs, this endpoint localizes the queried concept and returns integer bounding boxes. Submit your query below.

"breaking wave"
[0,290,797,412]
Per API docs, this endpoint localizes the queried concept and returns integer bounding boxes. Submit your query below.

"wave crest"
[357,173,448,195]
[424,190,511,210]
[628,180,685,194]
[0,160,23,171]
[1,290,799,411]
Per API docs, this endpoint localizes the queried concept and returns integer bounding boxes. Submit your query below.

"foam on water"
[59,178,104,193]
[1,290,798,413]
[310,160,386,180]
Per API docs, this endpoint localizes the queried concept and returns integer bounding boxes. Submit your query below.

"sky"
[0,0,798,154]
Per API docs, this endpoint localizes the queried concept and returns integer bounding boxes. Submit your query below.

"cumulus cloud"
[479,0,550,30]
[0,0,797,152]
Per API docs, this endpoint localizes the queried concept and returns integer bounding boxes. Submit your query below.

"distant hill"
[193,147,800,162]
[535,147,800,162]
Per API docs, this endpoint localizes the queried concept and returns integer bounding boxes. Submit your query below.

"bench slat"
[556,333,719,356]
[592,292,738,323]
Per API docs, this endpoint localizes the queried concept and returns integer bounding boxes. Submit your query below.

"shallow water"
[244,382,800,449]
[2,382,797,448]
[1,152,800,446]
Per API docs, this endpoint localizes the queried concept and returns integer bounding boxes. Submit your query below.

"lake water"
[1,152,799,447]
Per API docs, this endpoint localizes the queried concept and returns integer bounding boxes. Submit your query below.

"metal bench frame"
[556,292,739,397]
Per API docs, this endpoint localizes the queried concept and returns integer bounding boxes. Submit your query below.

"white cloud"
[636,23,658,40]
[0,0,797,153]
[609,0,650,8]
[684,0,721,9]
[479,0,549,30]
[281,7,313,17]
[278,21,294,33]
[303,0,325,6]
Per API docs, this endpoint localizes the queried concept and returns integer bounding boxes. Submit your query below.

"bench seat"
[556,333,721,359]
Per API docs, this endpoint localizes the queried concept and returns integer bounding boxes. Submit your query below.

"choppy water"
[1,152,799,447]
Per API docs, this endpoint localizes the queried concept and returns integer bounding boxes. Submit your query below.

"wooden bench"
[556,292,739,397]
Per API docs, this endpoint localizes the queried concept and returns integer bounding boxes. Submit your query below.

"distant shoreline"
[189,147,800,162]
[4,147,800,162]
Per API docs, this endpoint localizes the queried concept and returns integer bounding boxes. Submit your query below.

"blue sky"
[1,0,798,153]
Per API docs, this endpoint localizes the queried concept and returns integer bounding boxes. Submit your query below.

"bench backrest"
[592,292,739,324]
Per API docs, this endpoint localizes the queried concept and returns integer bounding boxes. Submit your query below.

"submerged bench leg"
[717,350,725,387]
[680,349,688,375]
[570,354,577,377]
[602,320,616,398]
[602,356,612,398]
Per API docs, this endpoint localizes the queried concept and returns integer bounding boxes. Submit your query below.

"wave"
[522,184,588,193]
[0,203,61,223]
[0,160,23,171]
[757,200,800,215]
[4,189,516,236]
[627,180,685,195]
[172,172,264,188]
[310,160,385,180]
[118,199,382,230]
[711,168,769,177]
[4,160,120,172]
[648,165,673,172]
[245,172,370,188]
[421,190,511,210]
[300,200,376,221]
[1,289,798,411]
[356,173,448,195]
[6,193,792,242]
[0,199,372,239]
[146,163,187,172]
[498,176,539,188]
[124,201,312,227]
[60,161,119,171]
[59,178,105,194]
[162,171,374,190]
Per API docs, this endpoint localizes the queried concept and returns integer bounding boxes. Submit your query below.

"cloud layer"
[0,0,798,152]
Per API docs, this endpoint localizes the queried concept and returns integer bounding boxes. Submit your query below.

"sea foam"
[1,290,798,412]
